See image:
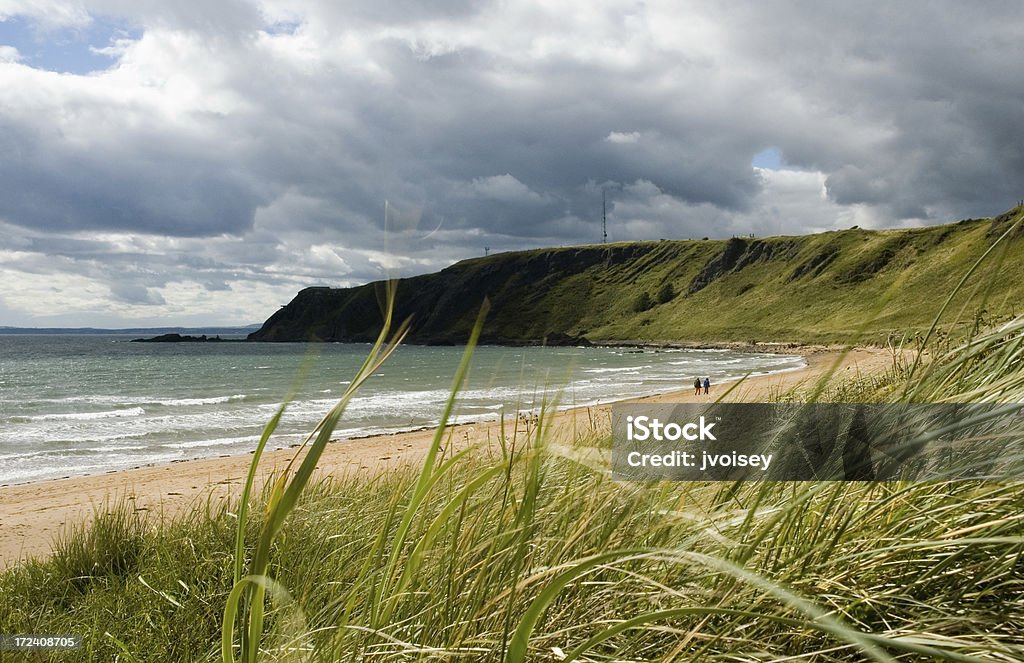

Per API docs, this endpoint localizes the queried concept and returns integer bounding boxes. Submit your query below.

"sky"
[0,1,1022,327]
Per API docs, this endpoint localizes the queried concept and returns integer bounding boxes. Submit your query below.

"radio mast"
[602,188,608,244]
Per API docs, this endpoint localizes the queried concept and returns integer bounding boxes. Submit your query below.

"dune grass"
[4,265,1024,660]
[2,319,1024,661]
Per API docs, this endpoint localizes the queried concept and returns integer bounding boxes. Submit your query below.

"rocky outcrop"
[687,239,798,294]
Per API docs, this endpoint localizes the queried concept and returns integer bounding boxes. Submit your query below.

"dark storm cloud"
[705,2,1024,220]
[0,0,1021,325]
[306,0,483,26]
[6,1,1020,240]
[0,116,268,236]
[109,281,165,304]
[220,32,766,249]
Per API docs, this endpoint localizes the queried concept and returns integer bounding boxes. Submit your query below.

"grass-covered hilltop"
[251,205,1024,345]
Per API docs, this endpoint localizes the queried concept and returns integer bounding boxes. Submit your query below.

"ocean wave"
[86,444,150,453]
[26,406,146,422]
[0,443,152,462]
[150,394,247,407]
[0,346,812,484]
[163,435,258,450]
[26,393,248,407]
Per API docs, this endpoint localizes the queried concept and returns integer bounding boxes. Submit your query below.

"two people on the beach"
[693,377,711,395]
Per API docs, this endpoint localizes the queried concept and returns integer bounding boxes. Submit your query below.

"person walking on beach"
[703,377,710,395]
[693,377,701,396]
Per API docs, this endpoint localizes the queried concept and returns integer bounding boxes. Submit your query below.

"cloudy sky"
[1,1,1022,327]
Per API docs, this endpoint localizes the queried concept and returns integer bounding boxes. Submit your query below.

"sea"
[0,335,805,485]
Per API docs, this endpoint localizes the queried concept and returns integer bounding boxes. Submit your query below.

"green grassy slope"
[250,206,1024,345]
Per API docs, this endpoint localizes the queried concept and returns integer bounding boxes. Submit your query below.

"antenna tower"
[602,188,607,244]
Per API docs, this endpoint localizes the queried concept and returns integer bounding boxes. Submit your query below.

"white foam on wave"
[56,394,141,405]
[0,443,154,465]
[28,406,146,422]
[31,393,248,407]
[583,366,647,374]
[163,435,258,450]
[151,394,247,407]
[87,444,150,453]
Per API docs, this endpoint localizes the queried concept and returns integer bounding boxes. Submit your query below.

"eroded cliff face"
[250,207,1024,345]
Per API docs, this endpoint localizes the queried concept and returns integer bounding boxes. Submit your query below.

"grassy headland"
[250,206,1024,346]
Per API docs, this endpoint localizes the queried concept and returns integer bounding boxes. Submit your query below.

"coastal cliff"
[250,206,1024,345]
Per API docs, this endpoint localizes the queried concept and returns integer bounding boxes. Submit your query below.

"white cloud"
[606,131,641,144]
[460,174,551,204]
[0,0,91,28]
[0,45,21,62]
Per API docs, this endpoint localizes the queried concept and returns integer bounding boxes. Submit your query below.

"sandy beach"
[0,345,893,567]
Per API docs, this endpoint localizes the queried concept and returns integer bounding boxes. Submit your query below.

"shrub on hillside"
[633,291,654,312]
[657,282,676,304]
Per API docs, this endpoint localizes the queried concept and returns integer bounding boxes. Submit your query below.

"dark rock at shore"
[131,333,229,343]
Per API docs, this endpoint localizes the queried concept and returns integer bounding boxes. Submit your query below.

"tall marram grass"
[4,314,1024,658]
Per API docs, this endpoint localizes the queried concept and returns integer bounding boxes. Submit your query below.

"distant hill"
[0,325,262,336]
[249,206,1024,346]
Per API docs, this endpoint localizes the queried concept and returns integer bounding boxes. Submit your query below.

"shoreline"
[588,339,844,353]
[0,344,813,491]
[0,355,813,492]
[0,345,893,567]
